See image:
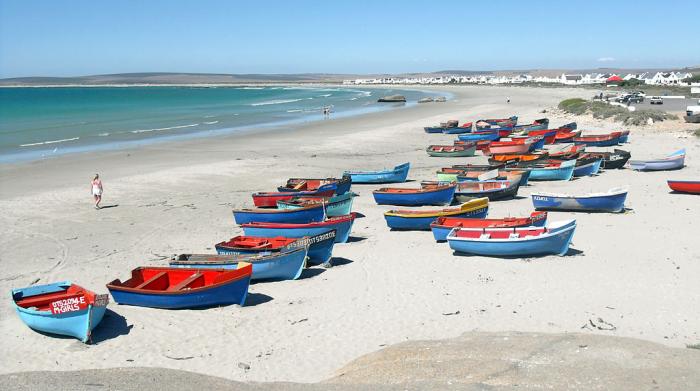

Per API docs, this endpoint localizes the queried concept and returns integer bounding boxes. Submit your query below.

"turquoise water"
[0,86,429,162]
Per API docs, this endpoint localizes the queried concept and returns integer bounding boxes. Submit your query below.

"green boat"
[426,144,476,157]
[276,192,358,217]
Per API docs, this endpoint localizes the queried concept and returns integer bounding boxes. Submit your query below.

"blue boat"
[232,203,325,225]
[531,188,628,213]
[458,132,500,142]
[442,125,472,134]
[216,231,336,266]
[573,132,623,147]
[106,264,252,309]
[169,248,308,281]
[11,282,109,343]
[343,163,410,184]
[276,192,357,217]
[241,213,355,244]
[447,219,576,257]
[373,183,456,206]
[277,176,352,195]
[573,157,603,177]
[384,198,489,230]
[527,159,576,181]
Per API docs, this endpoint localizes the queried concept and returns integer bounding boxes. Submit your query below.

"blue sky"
[1,0,698,78]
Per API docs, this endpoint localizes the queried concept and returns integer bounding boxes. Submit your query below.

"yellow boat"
[383,198,489,230]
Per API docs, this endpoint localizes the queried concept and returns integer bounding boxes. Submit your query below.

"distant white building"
[561,74,583,85]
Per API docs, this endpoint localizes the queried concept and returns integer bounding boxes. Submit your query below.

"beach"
[1,84,698,385]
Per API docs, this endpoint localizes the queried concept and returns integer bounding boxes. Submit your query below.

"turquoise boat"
[527,159,576,181]
[343,163,410,183]
[276,192,358,217]
[11,281,109,343]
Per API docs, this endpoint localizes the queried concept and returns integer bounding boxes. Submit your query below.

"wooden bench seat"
[167,272,204,292]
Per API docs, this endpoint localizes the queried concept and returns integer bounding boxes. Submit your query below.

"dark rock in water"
[418,97,434,103]
[377,95,406,103]
[434,96,447,102]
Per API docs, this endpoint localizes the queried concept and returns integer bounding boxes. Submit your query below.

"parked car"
[628,95,643,103]
[650,96,663,105]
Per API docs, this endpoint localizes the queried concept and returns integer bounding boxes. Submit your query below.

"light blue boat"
[11,281,109,343]
[573,158,603,177]
[531,188,627,213]
[169,247,308,281]
[458,132,500,142]
[527,159,576,181]
[276,192,357,217]
[373,184,456,206]
[343,163,410,183]
[447,219,576,257]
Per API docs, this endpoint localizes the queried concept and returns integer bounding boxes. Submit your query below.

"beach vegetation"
[558,99,677,125]
[688,343,700,350]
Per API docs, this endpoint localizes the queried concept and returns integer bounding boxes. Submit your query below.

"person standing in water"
[91,174,103,209]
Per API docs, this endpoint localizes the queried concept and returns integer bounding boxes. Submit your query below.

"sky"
[1,0,699,78]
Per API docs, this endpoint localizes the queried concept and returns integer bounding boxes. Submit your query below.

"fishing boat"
[457,131,500,142]
[554,129,582,143]
[277,192,357,217]
[443,122,473,134]
[453,180,520,202]
[171,248,308,281]
[559,122,577,130]
[546,143,585,159]
[424,119,460,133]
[455,169,529,186]
[446,219,576,257]
[214,232,334,266]
[619,130,630,143]
[11,282,108,343]
[489,152,549,165]
[485,139,534,155]
[373,183,456,206]
[277,176,352,195]
[430,212,547,241]
[343,163,410,183]
[585,149,631,169]
[667,180,700,194]
[233,203,325,225]
[383,198,489,230]
[479,116,517,127]
[531,188,627,213]
[511,118,549,132]
[573,131,622,147]
[106,264,252,309]
[573,155,603,177]
[424,126,448,133]
[426,143,476,157]
[629,149,685,171]
[252,183,337,208]
[523,159,576,181]
[436,164,505,182]
[522,129,557,144]
[241,213,356,244]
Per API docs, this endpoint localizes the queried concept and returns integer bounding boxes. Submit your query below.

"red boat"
[667,180,700,194]
[252,184,336,207]
[573,131,623,147]
[526,129,557,144]
[489,152,549,164]
[430,211,548,241]
[278,176,351,193]
[547,144,585,158]
[215,236,299,253]
[485,139,533,155]
[554,129,582,143]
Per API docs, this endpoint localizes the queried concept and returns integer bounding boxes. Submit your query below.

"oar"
[478,169,499,181]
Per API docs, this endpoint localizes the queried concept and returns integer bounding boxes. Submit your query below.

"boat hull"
[531,191,627,213]
[629,155,685,171]
[384,206,488,230]
[431,213,547,242]
[241,213,355,244]
[447,221,576,257]
[667,180,700,194]
[277,192,356,217]
[458,132,500,142]
[373,185,456,206]
[426,146,476,157]
[454,182,519,202]
[573,159,603,177]
[344,163,410,184]
[11,282,107,343]
[233,205,325,225]
[528,165,575,181]
[108,272,251,309]
[172,249,308,281]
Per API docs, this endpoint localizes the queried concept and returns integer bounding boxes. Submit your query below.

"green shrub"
[557,98,677,125]
[558,98,588,115]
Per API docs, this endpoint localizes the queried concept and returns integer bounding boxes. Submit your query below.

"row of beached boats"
[10,114,698,344]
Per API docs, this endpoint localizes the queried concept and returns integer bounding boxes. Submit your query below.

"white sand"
[0,85,698,383]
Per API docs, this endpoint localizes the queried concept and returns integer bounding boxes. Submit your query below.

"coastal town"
[344,70,695,86]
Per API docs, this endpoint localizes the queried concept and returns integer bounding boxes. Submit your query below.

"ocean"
[0,86,430,163]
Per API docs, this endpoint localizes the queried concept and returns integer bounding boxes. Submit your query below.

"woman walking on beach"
[91,174,103,209]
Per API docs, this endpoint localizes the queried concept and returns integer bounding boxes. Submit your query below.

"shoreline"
[1,85,698,384]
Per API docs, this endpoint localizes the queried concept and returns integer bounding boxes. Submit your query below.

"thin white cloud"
[597,57,616,62]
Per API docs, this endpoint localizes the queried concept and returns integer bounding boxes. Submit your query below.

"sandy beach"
[1,85,698,385]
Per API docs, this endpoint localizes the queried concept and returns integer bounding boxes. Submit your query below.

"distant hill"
[0,66,696,86]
